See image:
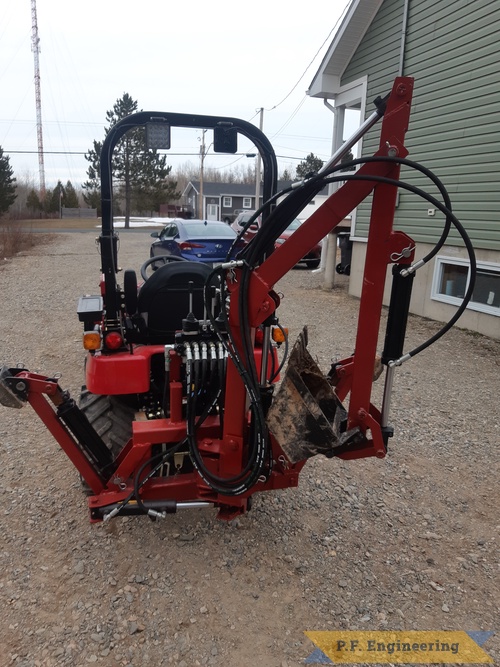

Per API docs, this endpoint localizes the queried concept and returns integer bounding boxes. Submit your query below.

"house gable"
[319,0,500,253]
[308,0,384,98]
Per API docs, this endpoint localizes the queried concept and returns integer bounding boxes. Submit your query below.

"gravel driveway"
[0,231,498,667]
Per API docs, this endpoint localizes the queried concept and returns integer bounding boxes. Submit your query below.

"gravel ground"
[0,231,498,667]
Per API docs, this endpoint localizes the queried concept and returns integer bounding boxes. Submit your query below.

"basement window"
[432,256,500,316]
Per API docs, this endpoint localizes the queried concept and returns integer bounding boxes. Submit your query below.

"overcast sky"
[1,0,352,189]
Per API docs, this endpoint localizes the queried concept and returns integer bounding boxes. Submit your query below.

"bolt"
[396,84,407,97]
[15,381,26,392]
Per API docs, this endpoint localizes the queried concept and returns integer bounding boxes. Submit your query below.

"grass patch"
[0,223,54,261]
[10,217,99,230]
[0,224,36,258]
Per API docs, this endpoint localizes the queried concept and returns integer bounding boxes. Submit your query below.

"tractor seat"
[132,261,212,344]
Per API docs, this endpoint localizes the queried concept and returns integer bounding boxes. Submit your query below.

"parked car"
[232,214,322,269]
[150,219,241,266]
[222,209,244,224]
[230,210,262,242]
[274,218,322,268]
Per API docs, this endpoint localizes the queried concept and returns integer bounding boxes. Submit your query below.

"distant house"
[182,181,264,223]
[308,0,500,339]
[183,180,329,223]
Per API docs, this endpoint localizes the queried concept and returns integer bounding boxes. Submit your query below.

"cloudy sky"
[1,0,352,189]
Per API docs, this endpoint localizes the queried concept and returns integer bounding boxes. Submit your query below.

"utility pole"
[31,0,45,197]
[199,130,206,219]
[255,108,263,209]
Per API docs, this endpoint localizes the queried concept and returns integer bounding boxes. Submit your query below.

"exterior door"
[207,203,218,221]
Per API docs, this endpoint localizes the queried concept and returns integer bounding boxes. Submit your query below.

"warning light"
[104,332,123,350]
[83,331,101,350]
[272,326,288,343]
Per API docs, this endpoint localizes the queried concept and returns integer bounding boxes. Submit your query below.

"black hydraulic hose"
[217,348,226,434]
[195,269,269,493]
[320,155,454,266]
[225,182,303,262]
[243,156,452,270]
[236,255,272,483]
[127,441,186,517]
[242,180,323,267]
[317,171,476,359]
[190,268,263,495]
[200,348,207,400]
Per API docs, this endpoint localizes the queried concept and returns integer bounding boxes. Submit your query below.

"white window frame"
[431,255,500,317]
[223,196,232,208]
[242,197,252,209]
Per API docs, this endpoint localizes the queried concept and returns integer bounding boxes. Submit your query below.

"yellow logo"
[305,631,494,664]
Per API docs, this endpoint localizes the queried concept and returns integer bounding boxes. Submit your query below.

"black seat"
[135,262,212,344]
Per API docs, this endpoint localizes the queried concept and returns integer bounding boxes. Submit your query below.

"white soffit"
[308,0,384,98]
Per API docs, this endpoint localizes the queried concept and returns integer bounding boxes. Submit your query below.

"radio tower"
[31,0,46,196]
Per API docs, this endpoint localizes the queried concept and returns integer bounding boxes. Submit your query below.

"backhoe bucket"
[266,328,363,463]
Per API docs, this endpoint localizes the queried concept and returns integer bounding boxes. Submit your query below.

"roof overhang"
[308,0,384,99]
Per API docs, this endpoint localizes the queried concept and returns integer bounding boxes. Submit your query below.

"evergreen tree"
[26,189,42,216]
[340,149,355,172]
[82,138,103,215]
[42,186,62,215]
[64,180,79,208]
[82,93,179,227]
[295,152,324,180]
[42,189,54,214]
[50,181,64,216]
[0,147,17,215]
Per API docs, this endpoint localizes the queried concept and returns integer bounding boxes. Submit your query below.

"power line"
[266,2,350,112]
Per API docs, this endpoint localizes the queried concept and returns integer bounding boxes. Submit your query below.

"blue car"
[150,219,240,266]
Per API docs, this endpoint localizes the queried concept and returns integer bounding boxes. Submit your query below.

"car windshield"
[238,214,255,224]
[183,222,236,238]
[286,219,302,231]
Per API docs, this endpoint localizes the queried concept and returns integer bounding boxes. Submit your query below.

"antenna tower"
[31,0,46,195]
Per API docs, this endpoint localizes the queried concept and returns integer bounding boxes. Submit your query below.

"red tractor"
[0,78,475,522]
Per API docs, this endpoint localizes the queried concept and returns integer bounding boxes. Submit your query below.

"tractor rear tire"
[79,387,135,459]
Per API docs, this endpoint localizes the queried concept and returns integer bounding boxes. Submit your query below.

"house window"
[243,198,252,209]
[223,196,232,208]
[432,256,500,316]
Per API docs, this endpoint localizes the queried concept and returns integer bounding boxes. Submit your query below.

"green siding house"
[308,0,500,339]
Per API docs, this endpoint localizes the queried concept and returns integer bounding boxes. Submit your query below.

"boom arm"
[224,77,415,460]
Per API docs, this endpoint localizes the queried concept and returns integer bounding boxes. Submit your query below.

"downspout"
[398,0,410,75]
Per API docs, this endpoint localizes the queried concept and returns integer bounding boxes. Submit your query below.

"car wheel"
[307,259,320,269]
